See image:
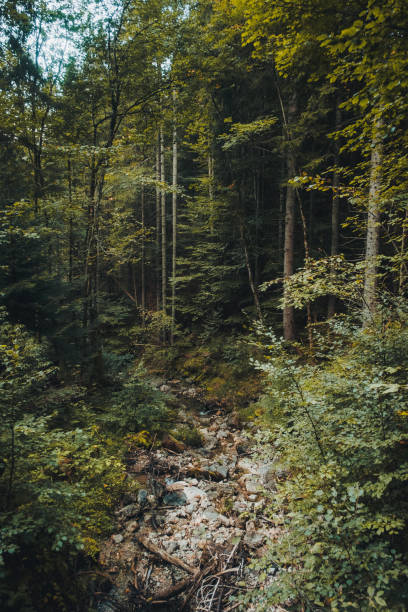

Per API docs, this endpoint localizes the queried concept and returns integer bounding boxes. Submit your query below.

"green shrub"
[0,314,126,610]
[101,364,169,434]
[242,315,408,611]
[171,424,203,447]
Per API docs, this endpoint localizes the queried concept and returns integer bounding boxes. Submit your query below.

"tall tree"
[171,89,178,343]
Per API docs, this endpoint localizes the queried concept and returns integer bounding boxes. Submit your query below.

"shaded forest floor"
[96,380,284,612]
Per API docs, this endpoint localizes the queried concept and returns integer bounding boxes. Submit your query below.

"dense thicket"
[1,0,408,609]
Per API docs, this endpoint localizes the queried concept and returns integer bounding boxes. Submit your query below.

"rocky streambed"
[96,382,285,611]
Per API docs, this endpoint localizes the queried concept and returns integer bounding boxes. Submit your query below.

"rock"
[111,534,124,544]
[125,521,139,534]
[217,429,228,440]
[259,465,276,490]
[202,510,221,523]
[193,525,207,537]
[237,457,253,473]
[244,478,261,494]
[166,541,178,554]
[163,490,187,506]
[236,441,251,455]
[207,463,228,479]
[137,489,148,505]
[167,513,180,524]
[244,531,266,549]
[233,500,249,513]
[228,454,238,471]
[218,514,231,526]
[184,485,208,504]
[116,503,140,519]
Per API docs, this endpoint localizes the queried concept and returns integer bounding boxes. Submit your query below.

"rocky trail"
[96,381,285,612]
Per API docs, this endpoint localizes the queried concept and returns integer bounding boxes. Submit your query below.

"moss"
[171,425,203,448]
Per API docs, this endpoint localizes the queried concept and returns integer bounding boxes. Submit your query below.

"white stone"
[111,534,124,544]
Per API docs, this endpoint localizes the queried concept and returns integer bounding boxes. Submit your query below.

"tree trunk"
[67,157,74,284]
[363,118,383,325]
[141,185,145,313]
[156,133,161,311]
[283,95,297,341]
[239,217,264,324]
[160,125,166,316]
[254,170,260,285]
[208,149,214,233]
[278,129,285,258]
[328,106,341,318]
[399,208,408,295]
[171,91,178,345]
[327,173,340,318]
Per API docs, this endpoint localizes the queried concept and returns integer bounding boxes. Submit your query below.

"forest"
[0,0,408,610]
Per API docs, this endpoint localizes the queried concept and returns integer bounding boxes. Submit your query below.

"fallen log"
[135,534,197,574]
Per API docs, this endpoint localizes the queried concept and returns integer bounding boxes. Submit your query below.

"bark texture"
[363,118,383,324]
[283,95,297,341]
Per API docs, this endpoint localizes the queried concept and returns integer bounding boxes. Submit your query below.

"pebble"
[207,463,228,479]
[184,485,208,504]
[202,510,220,523]
[244,532,266,548]
[244,478,261,494]
[217,430,228,439]
[166,541,178,554]
[111,534,124,544]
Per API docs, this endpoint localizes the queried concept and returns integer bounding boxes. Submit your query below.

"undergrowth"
[0,312,168,611]
[240,310,408,611]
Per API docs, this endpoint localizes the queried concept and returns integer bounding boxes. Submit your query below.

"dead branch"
[135,534,197,574]
[151,576,193,602]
